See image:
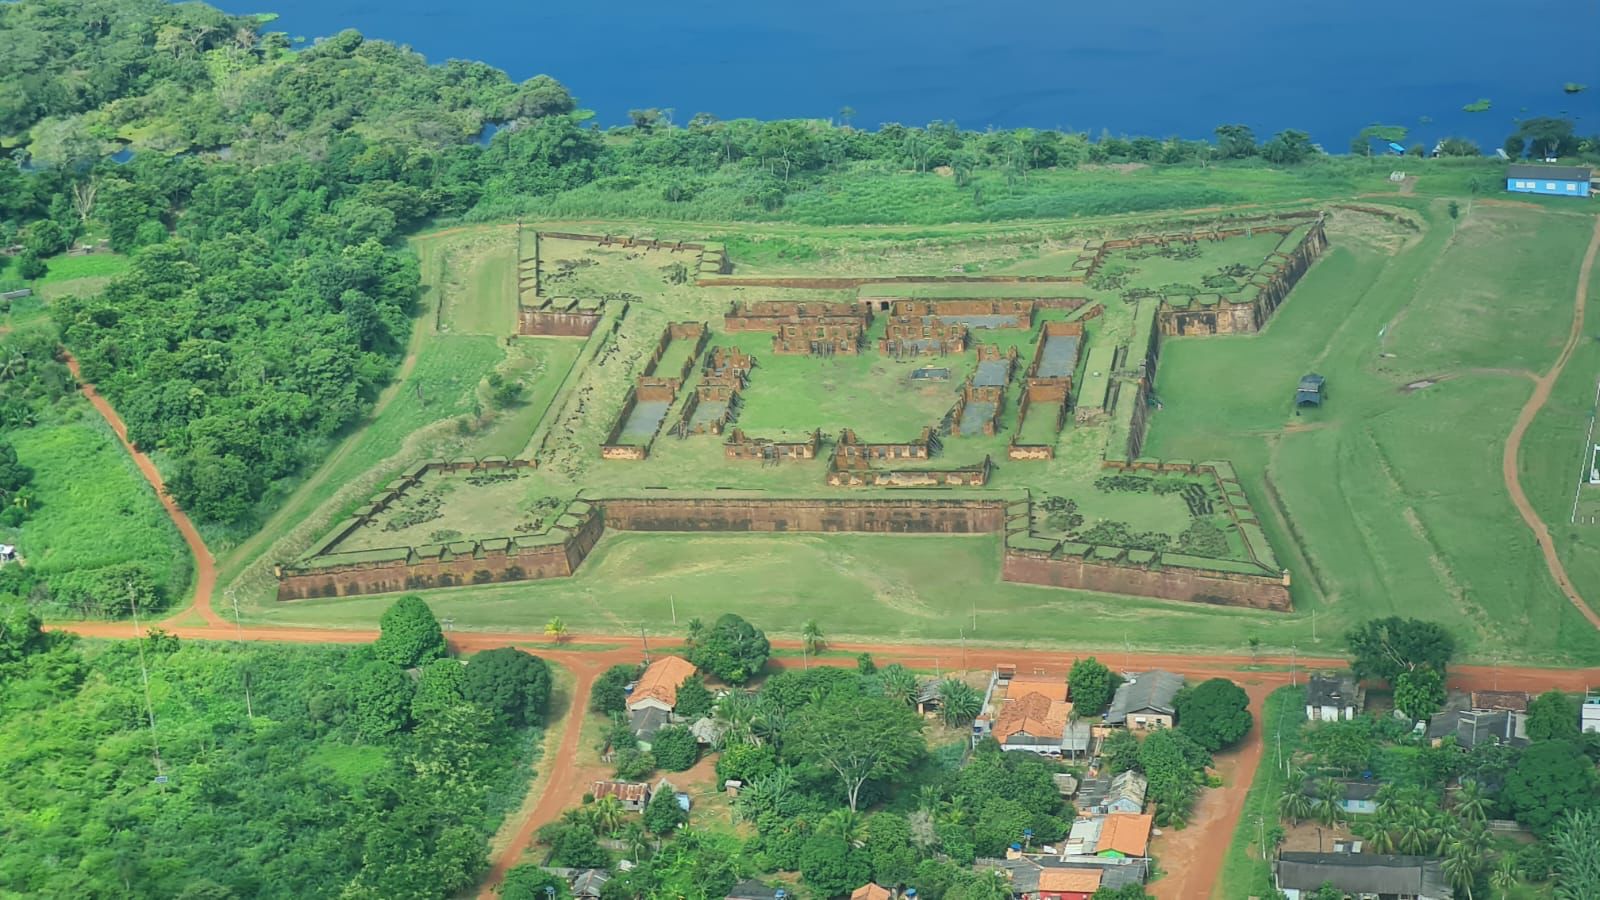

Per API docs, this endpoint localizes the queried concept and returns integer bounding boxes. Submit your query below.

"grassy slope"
[5,411,191,601]
[1147,202,1600,665]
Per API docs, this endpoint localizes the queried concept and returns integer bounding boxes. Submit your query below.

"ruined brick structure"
[1155,218,1328,336]
[1001,551,1291,610]
[518,297,604,336]
[724,301,868,356]
[600,323,708,459]
[833,428,935,465]
[887,299,1035,328]
[599,495,1007,532]
[723,428,821,460]
[879,316,969,356]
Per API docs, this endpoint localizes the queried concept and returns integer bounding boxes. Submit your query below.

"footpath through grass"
[1216,686,1307,898]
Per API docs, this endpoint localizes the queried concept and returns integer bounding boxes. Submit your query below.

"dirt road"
[1501,215,1600,629]
[63,354,222,627]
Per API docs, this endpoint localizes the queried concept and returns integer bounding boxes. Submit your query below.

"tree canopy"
[1503,740,1600,833]
[1069,656,1120,716]
[1345,617,1455,683]
[1175,678,1253,751]
[462,647,551,727]
[792,690,924,811]
[687,613,770,685]
[373,594,446,668]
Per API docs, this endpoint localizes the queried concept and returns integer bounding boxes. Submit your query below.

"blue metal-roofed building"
[1506,163,1592,198]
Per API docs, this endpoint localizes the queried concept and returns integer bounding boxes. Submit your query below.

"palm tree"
[819,808,867,847]
[590,795,625,836]
[1396,810,1432,855]
[1279,786,1314,826]
[800,619,824,664]
[685,617,704,650]
[939,679,983,727]
[1452,778,1489,824]
[1442,839,1482,900]
[714,690,760,746]
[964,868,1013,900]
[917,783,946,816]
[879,664,918,707]
[1374,783,1403,817]
[1315,778,1347,827]
[544,616,568,643]
[1488,854,1520,898]
[1361,814,1399,854]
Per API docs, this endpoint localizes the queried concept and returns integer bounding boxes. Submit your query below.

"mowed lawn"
[248,530,1306,653]
[1145,202,1600,665]
[6,415,191,603]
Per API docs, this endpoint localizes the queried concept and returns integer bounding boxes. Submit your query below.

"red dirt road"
[1501,215,1600,629]
[63,354,222,626]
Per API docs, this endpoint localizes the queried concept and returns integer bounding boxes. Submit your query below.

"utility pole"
[640,624,651,664]
[1291,644,1298,687]
[670,595,676,625]
[1311,609,1318,643]
[129,588,165,780]
[228,589,253,719]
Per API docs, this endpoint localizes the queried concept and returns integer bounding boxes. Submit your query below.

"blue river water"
[214,0,1598,148]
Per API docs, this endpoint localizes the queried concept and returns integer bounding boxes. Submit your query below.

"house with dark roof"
[1469,691,1529,713]
[1105,671,1183,730]
[1425,708,1527,751]
[1295,373,1326,407]
[630,706,669,748]
[725,880,788,900]
[1506,163,1592,197]
[1274,851,1452,899]
[1306,671,1363,721]
[1306,778,1385,816]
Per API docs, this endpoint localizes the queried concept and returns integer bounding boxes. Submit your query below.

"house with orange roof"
[1007,672,1069,703]
[1065,812,1153,859]
[627,655,697,714]
[992,691,1074,756]
[849,883,892,900]
[1035,867,1102,900]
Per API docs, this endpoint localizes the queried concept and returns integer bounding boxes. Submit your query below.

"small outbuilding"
[1295,373,1325,407]
[1506,163,1592,198]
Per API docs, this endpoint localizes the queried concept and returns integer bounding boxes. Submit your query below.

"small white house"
[0,544,16,564]
[1584,691,1600,734]
[1306,672,1363,721]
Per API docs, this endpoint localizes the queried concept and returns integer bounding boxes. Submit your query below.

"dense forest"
[1,0,1596,534]
[0,593,551,897]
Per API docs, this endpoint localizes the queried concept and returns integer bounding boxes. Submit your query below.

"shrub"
[650,725,699,771]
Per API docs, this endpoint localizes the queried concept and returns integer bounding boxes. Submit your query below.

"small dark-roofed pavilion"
[1296,373,1325,407]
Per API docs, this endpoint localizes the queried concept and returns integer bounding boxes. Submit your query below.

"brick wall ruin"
[723,428,821,460]
[599,495,1008,533]
[1155,218,1328,336]
[518,297,605,336]
[879,316,970,356]
[724,301,868,356]
[887,299,1034,328]
[1001,551,1292,611]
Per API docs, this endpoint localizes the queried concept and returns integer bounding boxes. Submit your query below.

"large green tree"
[0,593,46,666]
[1527,690,1581,742]
[651,725,700,772]
[1345,617,1455,683]
[688,613,770,685]
[462,647,551,726]
[1069,656,1121,716]
[591,663,640,714]
[373,594,446,669]
[351,659,414,739]
[793,691,924,811]
[1175,678,1253,751]
[1393,667,1447,723]
[1503,740,1600,833]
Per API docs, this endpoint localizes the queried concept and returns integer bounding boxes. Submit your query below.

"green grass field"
[4,411,192,606]
[228,200,1600,666]
[1145,201,1600,665]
